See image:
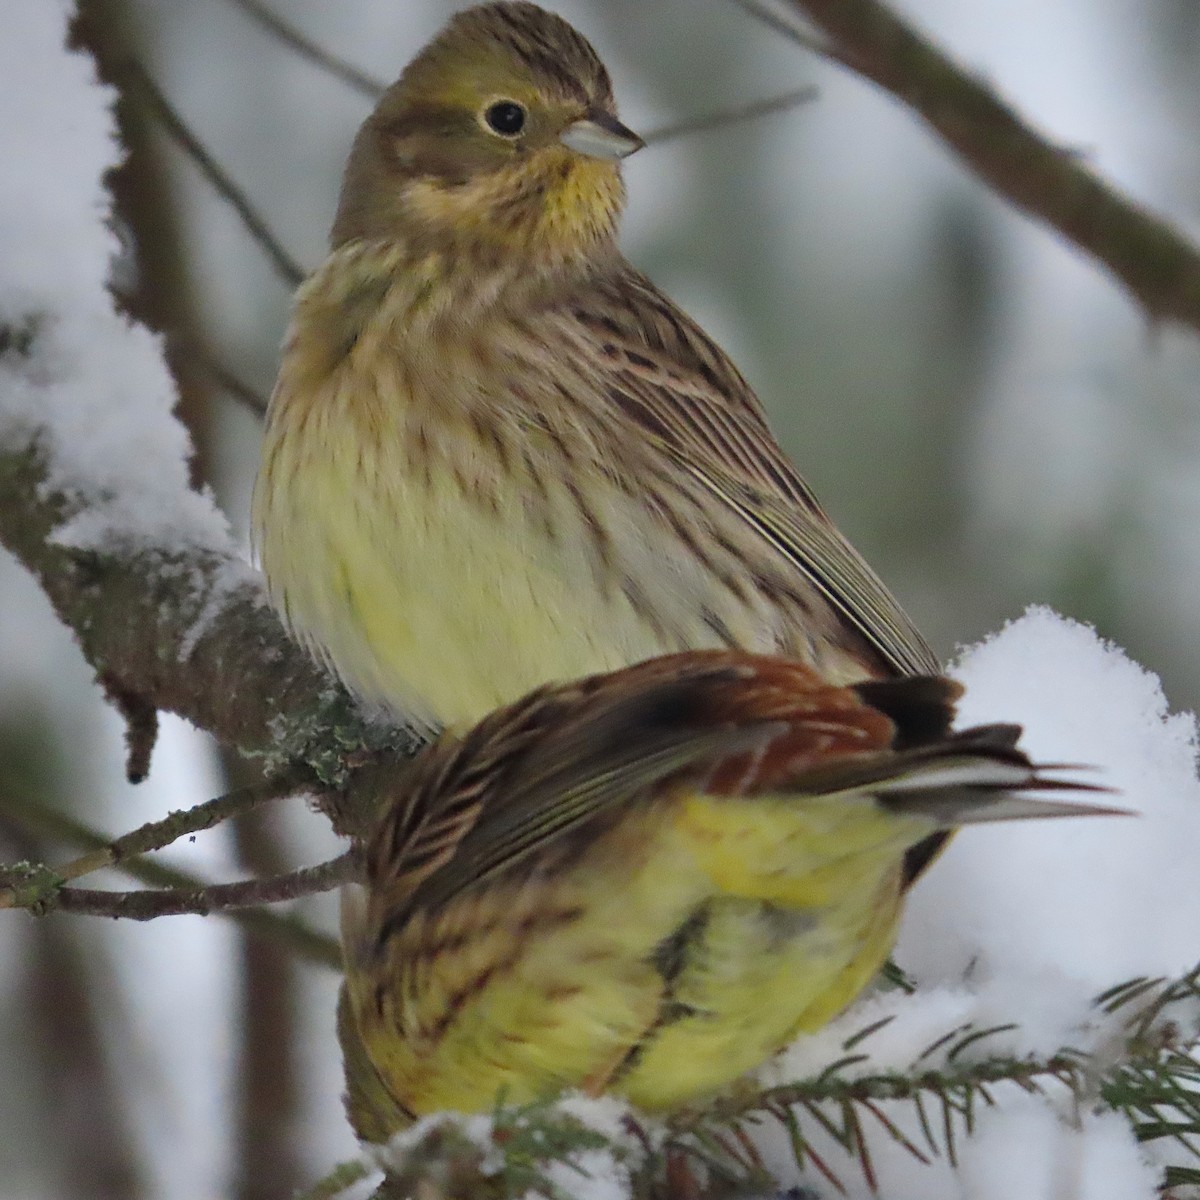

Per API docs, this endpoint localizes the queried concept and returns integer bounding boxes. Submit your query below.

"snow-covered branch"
[0,426,377,807]
[0,8,424,836]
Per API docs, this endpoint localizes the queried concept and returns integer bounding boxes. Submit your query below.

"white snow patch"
[173,554,264,661]
[906,606,1200,997]
[0,1,233,555]
[756,608,1199,1198]
[959,1101,1158,1200]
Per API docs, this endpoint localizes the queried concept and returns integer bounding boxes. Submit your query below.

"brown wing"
[688,658,1111,822]
[558,266,940,678]
[363,653,786,939]
[362,652,1108,939]
[362,653,936,938]
[568,269,825,510]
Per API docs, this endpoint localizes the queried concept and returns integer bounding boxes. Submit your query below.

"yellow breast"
[252,254,783,727]
[256,386,700,726]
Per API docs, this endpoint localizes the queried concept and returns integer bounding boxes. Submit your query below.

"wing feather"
[559,269,939,677]
[366,659,781,932]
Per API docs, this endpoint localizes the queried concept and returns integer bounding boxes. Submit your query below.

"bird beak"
[560,112,645,160]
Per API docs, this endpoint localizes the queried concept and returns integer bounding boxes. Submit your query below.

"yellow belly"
[254,387,782,728]
[347,791,923,1119]
[251,257,883,727]
[262,457,679,726]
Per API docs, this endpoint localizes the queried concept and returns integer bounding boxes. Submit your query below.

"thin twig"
[728,0,835,58]
[55,768,310,884]
[126,61,307,288]
[0,798,341,967]
[177,335,270,418]
[643,86,819,146]
[53,851,356,920]
[218,0,385,99]
[206,357,271,418]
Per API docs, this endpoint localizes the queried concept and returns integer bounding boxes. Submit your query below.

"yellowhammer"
[339,650,1110,1126]
[252,0,938,730]
[246,6,1110,1140]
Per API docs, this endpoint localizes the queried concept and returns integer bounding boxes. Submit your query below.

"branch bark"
[0,431,419,837]
[48,852,355,920]
[0,791,342,965]
[780,0,1200,335]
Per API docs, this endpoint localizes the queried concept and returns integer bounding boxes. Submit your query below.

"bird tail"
[860,722,1125,826]
[785,680,1124,825]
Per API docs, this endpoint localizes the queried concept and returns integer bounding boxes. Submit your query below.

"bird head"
[331,2,643,266]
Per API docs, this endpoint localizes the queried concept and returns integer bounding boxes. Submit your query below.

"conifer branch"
[688,963,1200,1190]
[300,964,1200,1198]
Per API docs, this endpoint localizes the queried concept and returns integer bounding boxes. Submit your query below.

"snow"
[750,608,1200,1198]
[0,0,232,556]
[959,1103,1160,1200]
[3,3,1199,1199]
[914,606,1200,992]
[533,1095,644,1200]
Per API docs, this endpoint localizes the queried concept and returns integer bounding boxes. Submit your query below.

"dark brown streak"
[609,386,672,441]
[701,607,740,648]
[621,576,674,646]
[411,903,587,1043]
[610,904,713,1084]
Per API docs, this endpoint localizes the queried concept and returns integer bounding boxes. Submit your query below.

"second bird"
[339,651,1113,1128]
[253,2,938,730]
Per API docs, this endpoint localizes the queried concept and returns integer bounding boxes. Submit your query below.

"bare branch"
[50,852,355,920]
[127,61,307,288]
[643,86,819,147]
[55,770,310,884]
[749,0,1200,335]
[218,0,385,99]
[0,797,343,966]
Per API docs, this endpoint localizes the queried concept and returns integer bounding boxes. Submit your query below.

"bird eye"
[483,100,527,137]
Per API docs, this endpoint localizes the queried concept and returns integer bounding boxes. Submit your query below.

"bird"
[339,649,1114,1131]
[252,0,940,734]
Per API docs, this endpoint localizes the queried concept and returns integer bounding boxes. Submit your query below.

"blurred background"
[2,0,1199,1195]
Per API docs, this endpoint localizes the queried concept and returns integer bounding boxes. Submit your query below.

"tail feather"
[943,722,1025,757]
[877,779,1126,826]
[779,718,1124,829]
[866,727,1124,826]
[851,676,962,748]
